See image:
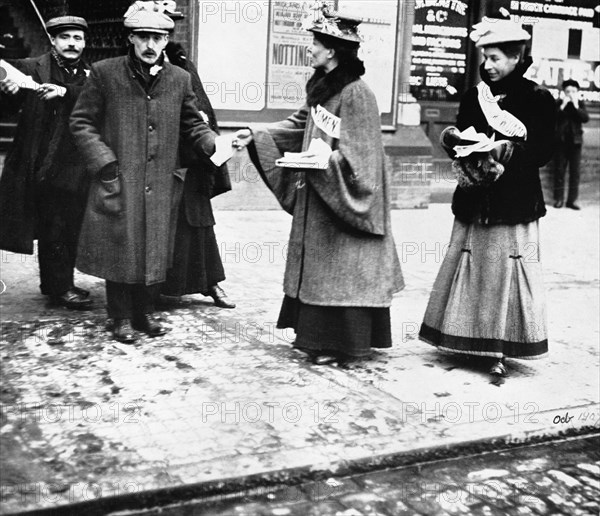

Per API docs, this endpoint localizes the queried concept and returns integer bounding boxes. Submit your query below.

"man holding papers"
[0,16,93,310]
[234,7,403,366]
[70,4,220,343]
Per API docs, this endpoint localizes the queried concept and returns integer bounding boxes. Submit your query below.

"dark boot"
[204,285,236,309]
[113,319,138,344]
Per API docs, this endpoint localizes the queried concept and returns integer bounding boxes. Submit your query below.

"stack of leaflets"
[453,126,509,158]
[275,138,332,170]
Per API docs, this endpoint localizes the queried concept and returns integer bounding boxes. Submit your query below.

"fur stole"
[305,59,365,107]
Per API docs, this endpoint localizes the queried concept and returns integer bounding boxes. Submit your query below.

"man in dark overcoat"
[553,79,589,210]
[70,6,218,343]
[0,16,93,309]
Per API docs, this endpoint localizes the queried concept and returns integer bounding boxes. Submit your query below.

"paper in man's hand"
[210,134,234,166]
[0,59,41,90]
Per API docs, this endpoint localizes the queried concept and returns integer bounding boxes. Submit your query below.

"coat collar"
[33,52,53,84]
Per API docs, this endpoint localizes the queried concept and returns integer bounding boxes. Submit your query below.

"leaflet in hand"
[0,59,41,90]
[210,134,234,166]
[453,126,509,158]
[275,138,332,169]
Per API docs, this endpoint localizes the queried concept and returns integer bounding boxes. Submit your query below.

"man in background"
[554,79,589,210]
[0,16,92,309]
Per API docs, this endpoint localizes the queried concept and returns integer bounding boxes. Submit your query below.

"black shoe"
[489,359,507,377]
[49,288,93,310]
[205,285,236,309]
[132,313,167,337]
[312,354,338,366]
[113,319,138,344]
[72,286,90,298]
[553,200,564,208]
[566,202,581,210]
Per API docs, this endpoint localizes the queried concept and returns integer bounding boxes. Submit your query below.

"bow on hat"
[124,1,177,17]
[470,17,531,47]
[303,2,363,44]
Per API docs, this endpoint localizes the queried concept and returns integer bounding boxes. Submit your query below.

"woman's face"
[309,37,333,70]
[482,47,519,82]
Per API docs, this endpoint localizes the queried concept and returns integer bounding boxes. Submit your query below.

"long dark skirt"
[277,296,392,359]
[162,209,225,296]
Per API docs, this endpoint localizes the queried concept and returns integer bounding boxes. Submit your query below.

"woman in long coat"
[235,9,403,365]
[419,19,557,379]
[161,42,235,309]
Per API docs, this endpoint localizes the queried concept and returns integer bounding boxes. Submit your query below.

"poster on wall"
[409,0,469,102]
[336,0,398,117]
[266,1,333,110]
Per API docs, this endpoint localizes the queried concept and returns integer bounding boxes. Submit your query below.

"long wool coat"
[70,56,216,285]
[249,79,403,307]
[0,53,90,254]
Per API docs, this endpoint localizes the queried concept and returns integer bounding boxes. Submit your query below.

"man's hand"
[36,83,67,101]
[232,129,253,150]
[568,91,580,108]
[0,79,20,95]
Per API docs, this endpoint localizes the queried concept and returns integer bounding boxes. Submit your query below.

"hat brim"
[308,27,361,44]
[47,24,88,35]
[130,28,170,34]
[475,35,529,47]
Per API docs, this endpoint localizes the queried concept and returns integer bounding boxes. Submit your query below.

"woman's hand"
[232,129,253,150]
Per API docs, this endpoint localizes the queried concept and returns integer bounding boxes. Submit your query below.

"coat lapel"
[33,53,52,84]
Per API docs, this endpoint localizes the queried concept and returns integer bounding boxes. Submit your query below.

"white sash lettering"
[311,104,341,139]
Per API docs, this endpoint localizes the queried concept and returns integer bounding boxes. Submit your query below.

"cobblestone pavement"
[113,434,600,516]
[0,204,598,513]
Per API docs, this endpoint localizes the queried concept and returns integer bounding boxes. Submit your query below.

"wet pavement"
[0,203,599,514]
[114,434,600,516]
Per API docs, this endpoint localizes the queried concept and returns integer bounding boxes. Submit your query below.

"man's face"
[564,85,579,99]
[51,29,86,61]
[129,32,169,65]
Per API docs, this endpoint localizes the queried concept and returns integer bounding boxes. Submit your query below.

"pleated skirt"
[277,296,392,359]
[419,218,548,359]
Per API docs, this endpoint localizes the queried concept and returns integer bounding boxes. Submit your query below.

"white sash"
[476,82,527,139]
[311,104,341,139]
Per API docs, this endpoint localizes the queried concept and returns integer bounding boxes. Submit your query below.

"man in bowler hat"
[0,16,93,309]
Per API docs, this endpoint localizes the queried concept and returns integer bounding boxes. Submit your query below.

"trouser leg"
[131,284,161,317]
[106,281,133,319]
[37,185,86,296]
[566,144,582,205]
[553,146,568,202]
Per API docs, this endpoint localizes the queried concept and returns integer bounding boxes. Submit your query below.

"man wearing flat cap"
[0,16,93,310]
[70,3,218,343]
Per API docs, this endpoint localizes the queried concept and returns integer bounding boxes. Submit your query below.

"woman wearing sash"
[233,8,403,365]
[419,19,556,380]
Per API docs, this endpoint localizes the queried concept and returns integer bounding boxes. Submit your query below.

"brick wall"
[0,0,52,58]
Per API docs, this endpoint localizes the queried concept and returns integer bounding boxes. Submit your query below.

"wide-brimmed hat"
[470,17,531,47]
[45,16,88,36]
[306,5,363,44]
[124,1,175,34]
